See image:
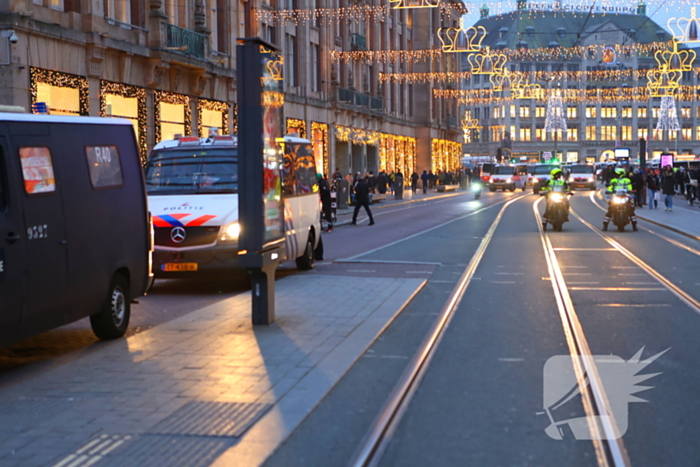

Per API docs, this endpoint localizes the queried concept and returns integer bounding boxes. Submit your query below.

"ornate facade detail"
[145,59,167,87]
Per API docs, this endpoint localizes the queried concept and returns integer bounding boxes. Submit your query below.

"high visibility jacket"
[542,178,568,194]
[607,177,633,193]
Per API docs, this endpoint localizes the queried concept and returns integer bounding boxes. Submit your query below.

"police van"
[0,111,153,348]
[145,134,322,277]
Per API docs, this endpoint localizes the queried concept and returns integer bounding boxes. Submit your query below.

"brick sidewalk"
[0,275,425,467]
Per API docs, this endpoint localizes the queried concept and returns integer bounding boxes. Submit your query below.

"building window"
[621,126,633,141]
[638,127,649,140]
[566,151,579,162]
[51,0,64,11]
[535,127,546,141]
[510,105,516,118]
[551,129,563,141]
[494,106,502,119]
[100,81,147,159]
[681,127,692,141]
[311,44,320,92]
[198,99,230,137]
[567,128,578,141]
[155,90,191,143]
[681,107,691,118]
[622,106,633,118]
[600,106,617,118]
[535,106,546,118]
[286,118,306,138]
[697,126,700,140]
[585,106,597,118]
[105,0,130,23]
[652,107,660,119]
[586,126,597,141]
[31,68,89,116]
[519,106,530,118]
[519,126,531,141]
[638,107,647,118]
[601,126,616,141]
[567,106,577,118]
[652,128,663,140]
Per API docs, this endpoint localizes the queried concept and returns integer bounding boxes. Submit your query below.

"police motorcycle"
[609,188,633,232]
[540,169,573,232]
[471,180,482,200]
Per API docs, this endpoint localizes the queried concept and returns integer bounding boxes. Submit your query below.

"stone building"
[461,3,700,163]
[0,0,463,172]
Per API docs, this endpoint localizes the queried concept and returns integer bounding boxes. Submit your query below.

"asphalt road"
[266,189,700,467]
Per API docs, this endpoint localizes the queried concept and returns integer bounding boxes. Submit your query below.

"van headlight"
[219,222,240,242]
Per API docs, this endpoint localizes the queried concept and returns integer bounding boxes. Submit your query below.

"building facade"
[460,4,700,163]
[0,0,463,172]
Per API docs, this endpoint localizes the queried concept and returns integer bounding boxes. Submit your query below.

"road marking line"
[405,271,431,274]
[560,266,589,268]
[491,281,517,284]
[618,273,647,276]
[569,287,666,291]
[596,304,671,307]
[562,273,592,276]
[336,259,442,266]
[494,272,525,275]
[498,358,524,362]
[612,266,637,269]
[553,247,617,251]
[567,282,600,284]
[347,269,376,273]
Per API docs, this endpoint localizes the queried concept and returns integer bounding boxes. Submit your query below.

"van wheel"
[296,235,315,270]
[90,274,130,340]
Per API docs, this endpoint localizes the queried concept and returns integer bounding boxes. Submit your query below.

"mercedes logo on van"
[171,227,186,243]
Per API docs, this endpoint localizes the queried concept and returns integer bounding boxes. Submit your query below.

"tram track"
[348,193,526,467]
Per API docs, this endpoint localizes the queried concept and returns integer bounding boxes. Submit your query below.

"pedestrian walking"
[351,177,375,225]
[367,171,377,193]
[318,174,333,232]
[631,168,644,207]
[421,170,429,194]
[410,171,419,194]
[645,169,659,209]
[376,171,387,194]
[661,165,675,211]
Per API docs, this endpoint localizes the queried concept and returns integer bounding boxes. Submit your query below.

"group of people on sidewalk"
[624,165,700,211]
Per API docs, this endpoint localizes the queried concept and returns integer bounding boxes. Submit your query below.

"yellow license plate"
[162,263,198,272]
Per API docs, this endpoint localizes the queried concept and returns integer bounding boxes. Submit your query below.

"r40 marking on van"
[27,224,48,240]
[93,146,113,164]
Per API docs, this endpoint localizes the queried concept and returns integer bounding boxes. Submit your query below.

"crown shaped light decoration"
[511,80,543,99]
[389,0,439,9]
[438,19,487,53]
[261,46,284,81]
[461,115,482,130]
[653,41,697,72]
[646,64,682,97]
[467,47,508,75]
[488,68,513,92]
[668,7,700,45]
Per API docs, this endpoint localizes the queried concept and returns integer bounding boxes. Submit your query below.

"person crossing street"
[351,176,375,226]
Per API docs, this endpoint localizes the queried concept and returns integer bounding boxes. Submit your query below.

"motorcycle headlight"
[551,193,564,202]
[612,196,626,204]
[471,183,481,191]
[219,222,240,242]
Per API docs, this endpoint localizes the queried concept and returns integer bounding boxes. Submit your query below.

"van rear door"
[11,136,69,333]
[0,138,23,345]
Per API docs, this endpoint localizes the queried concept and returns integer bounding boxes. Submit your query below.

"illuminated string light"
[668,7,700,45]
[30,67,89,116]
[390,0,439,9]
[311,122,329,176]
[335,125,381,146]
[100,80,147,160]
[154,90,192,143]
[431,139,461,172]
[286,118,307,138]
[656,95,681,132]
[380,134,418,175]
[197,98,230,137]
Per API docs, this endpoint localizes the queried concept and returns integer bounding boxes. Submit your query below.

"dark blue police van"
[0,112,153,347]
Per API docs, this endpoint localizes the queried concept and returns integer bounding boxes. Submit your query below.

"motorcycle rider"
[541,168,570,229]
[603,167,637,231]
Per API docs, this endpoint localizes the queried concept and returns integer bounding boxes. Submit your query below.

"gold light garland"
[380,134,417,175]
[436,84,700,105]
[100,80,147,161]
[256,3,466,25]
[30,67,89,116]
[390,0,439,10]
[232,103,239,134]
[286,118,307,138]
[311,122,329,176]
[335,125,381,146]
[438,20,486,53]
[332,40,675,64]
[262,91,285,109]
[197,98,230,137]
[154,90,192,143]
[431,138,461,173]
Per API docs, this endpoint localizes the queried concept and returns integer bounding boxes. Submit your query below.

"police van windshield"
[494,166,516,174]
[533,165,557,174]
[145,149,238,195]
[569,165,594,173]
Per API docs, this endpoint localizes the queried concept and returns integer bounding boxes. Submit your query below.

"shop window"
[101,81,147,159]
[155,91,191,143]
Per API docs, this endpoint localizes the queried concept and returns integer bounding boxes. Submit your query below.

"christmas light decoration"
[431,139,461,172]
[467,46,508,75]
[261,91,285,109]
[154,90,192,144]
[544,89,567,159]
[390,0,439,9]
[256,3,466,26]
[654,41,696,73]
[30,67,89,116]
[462,114,482,140]
[330,48,443,64]
[379,134,417,174]
[335,126,381,146]
[668,6,700,45]
[438,19,486,53]
[197,98,230,138]
[100,80,147,159]
[262,46,284,81]
[647,64,682,97]
[286,118,307,138]
[655,95,681,133]
[311,122,329,176]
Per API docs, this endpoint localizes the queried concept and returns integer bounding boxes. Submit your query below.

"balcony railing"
[350,33,367,51]
[337,87,383,112]
[165,23,207,59]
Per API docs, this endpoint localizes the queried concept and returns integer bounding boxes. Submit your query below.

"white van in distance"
[145,134,322,278]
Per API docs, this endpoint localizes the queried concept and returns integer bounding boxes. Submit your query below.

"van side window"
[85,146,124,189]
[19,147,56,194]
[281,147,296,197]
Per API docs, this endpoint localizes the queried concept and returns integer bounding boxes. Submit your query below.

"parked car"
[0,112,153,348]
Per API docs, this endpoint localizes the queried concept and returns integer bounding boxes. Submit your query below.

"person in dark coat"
[421,170,430,194]
[660,165,675,211]
[631,169,644,207]
[645,169,660,209]
[318,174,333,232]
[367,171,377,193]
[410,171,419,194]
[351,177,375,225]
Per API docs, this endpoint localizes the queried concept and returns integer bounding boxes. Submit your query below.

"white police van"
[145,134,322,277]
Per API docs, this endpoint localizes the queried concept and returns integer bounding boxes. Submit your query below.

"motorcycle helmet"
[615,168,626,177]
[550,168,562,178]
